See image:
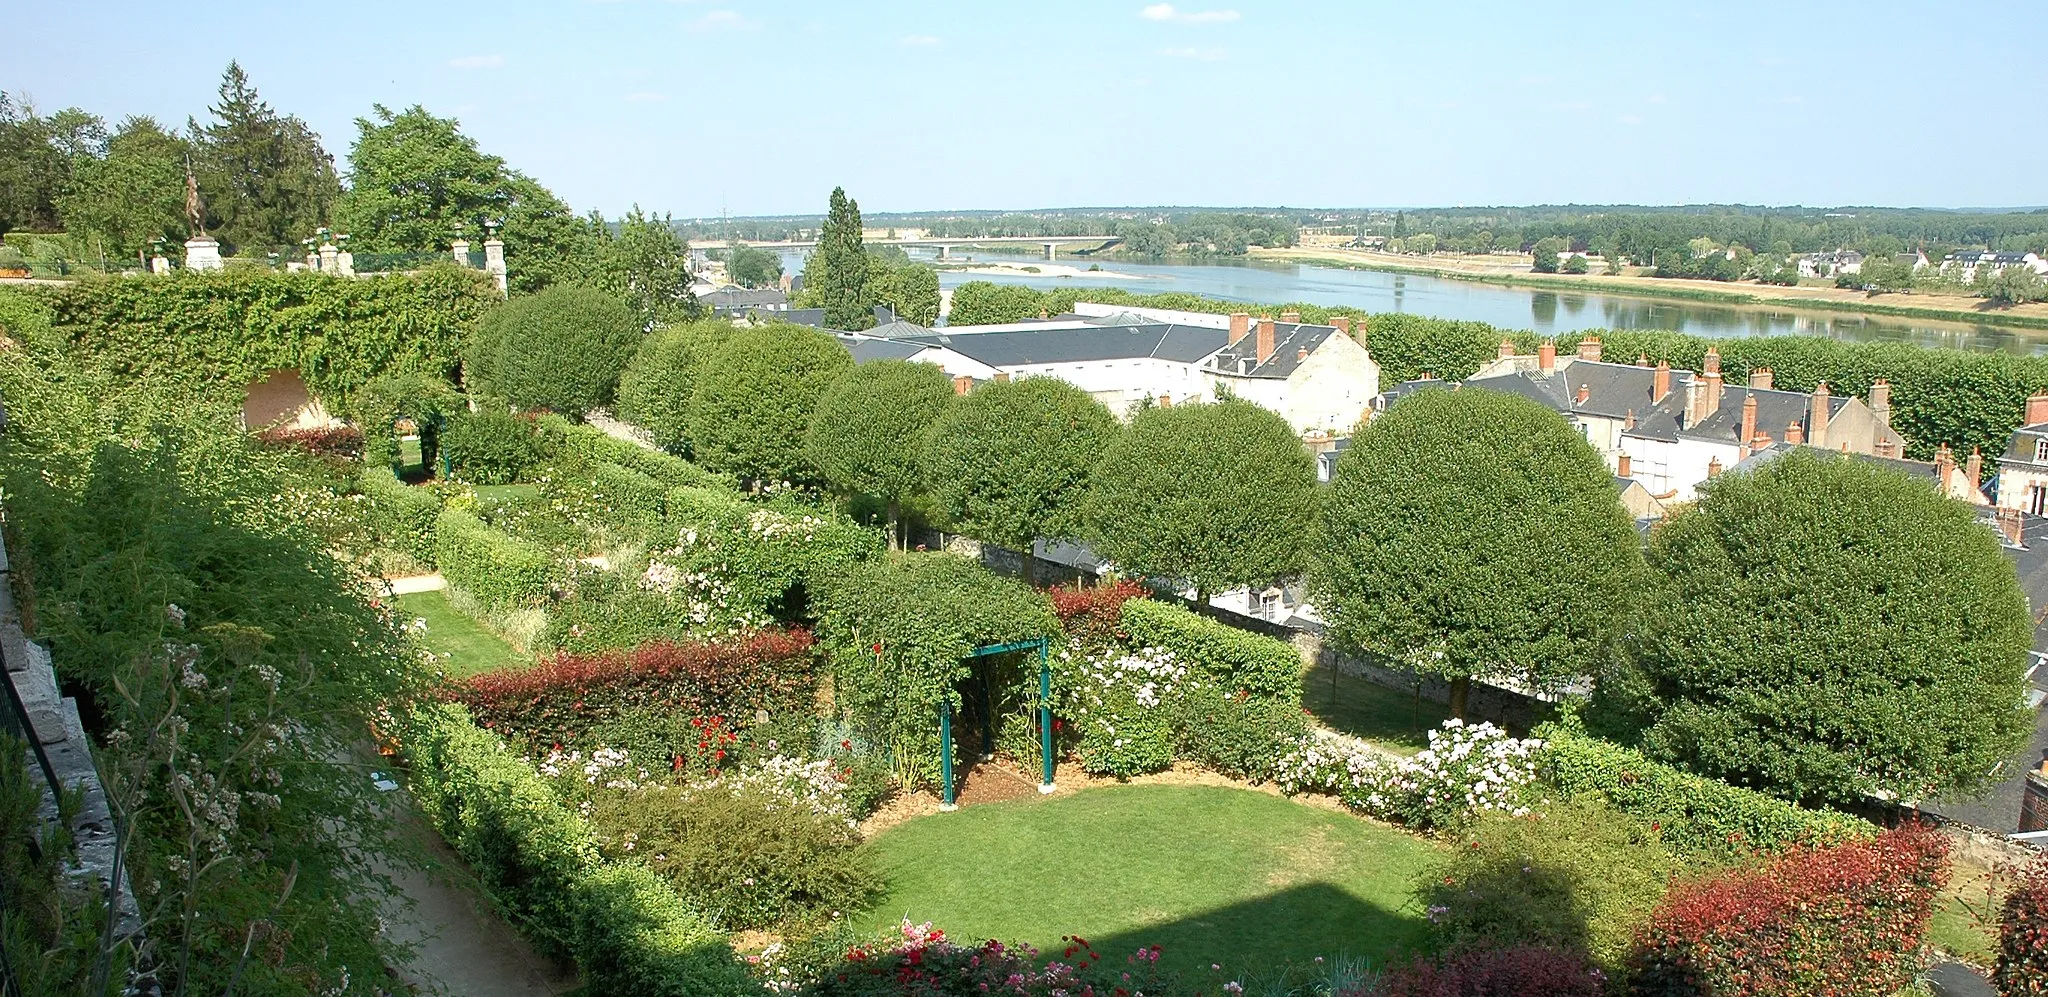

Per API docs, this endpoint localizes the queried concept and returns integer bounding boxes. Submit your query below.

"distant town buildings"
[1796,250,1864,279]
[1942,250,2048,283]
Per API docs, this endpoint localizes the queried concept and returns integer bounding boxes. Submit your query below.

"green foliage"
[617,320,731,454]
[805,359,956,540]
[358,465,440,563]
[724,243,783,288]
[541,459,669,540]
[582,782,880,931]
[0,737,122,997]
[1983,265,2048,306]
[867,255,942,326]
[535,413,731,490]
[1314,388,1645,708]
[468,284,642,416]
[809,187,872,330]
[190,61,339,253]
[1533,721,1870,854]
[435,505,559,608]
[38,266,496,404]
[1560,254,1590,275]
[1422,796,1709,971]
[945,281,1050,326]
[1118,598,1302,699]
[922,377,1119,563]
[349,370,461,467]
[1611,449,2033,805]
[1529,236,1565,273]
[814,553,1059,788]
[399,703,752,996]
[689,323,853,485]
[1084,400,1316,597]
[56,114,189,262]
[0,351,423,994]
[1176,688,1312,782]
[585,205,700,326]
[440,408,546,484]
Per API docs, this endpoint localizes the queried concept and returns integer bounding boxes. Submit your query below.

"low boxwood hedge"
[536,415,730,490]
[434,507,558,608]
[358,466,439,565]
[400,703,753,996]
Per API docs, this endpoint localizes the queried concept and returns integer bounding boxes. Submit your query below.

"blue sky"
[8,2,2045,218]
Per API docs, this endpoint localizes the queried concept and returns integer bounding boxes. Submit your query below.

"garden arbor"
[930,638,1056,811]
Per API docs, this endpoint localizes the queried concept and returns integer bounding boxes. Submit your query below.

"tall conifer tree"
[807,186,872,330]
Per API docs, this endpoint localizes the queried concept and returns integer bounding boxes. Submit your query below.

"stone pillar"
[336,251,355,277]
[183,237,224,271]
[483,238,508,295]
[936,244,950,260]
[451,237,471,267]
[1042,242,1056,260]
[150,255,170,274]
[318,242,339,274]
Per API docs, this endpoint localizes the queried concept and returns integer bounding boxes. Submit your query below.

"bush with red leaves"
[1368,945,1605,997]
[1628,821,1949,997]
[450,628,817,754]
[254,424,365,459]
[1994,856,2048,997]
[1047,579,1148,650]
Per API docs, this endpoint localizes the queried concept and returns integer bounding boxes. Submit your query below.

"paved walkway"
[381,573,447,596]
[378,813,578,996]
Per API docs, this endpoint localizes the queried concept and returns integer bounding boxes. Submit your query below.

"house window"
[2036,438,2048,464]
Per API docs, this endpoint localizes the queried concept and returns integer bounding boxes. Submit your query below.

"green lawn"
[858,785,1440,974]
[395,590,522,678]
[1301,663,1451,756]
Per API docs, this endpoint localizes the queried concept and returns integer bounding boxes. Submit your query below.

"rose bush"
[1278,720,1542,831]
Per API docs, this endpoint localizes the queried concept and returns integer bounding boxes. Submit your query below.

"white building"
[1797,250,1865,279]
[1942,251,2048,284]
[837,304,1380,435]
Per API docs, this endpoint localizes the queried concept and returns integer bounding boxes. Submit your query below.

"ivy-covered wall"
[21,264,499,403]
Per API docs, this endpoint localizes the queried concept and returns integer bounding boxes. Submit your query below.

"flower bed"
[1994,857,2048,996]
[1278,720,1541,831]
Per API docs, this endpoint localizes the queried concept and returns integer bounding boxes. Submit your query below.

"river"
[817,250,2039,354]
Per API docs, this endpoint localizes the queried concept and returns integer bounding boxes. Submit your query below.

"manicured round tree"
[1621,448,2032,805]
[1313,388,1645,717]
[615,319,730,455]
[805,360,956,549]
[1083,398,1316,602]
[688,322,853,486]
[922,376,1118,585]
[468,285,640,417]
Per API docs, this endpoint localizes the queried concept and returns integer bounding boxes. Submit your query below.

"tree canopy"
[466,284,641,416]
[725,243,783,289]
[689,323,853,485]
[1603,448,2034,805]
[615,319,731,455]
[806,359,957,547]
[946,281,1047,326]
[57,116,189,263]
[922,377,1118,582]
[1084,399,1316,599]
[807,187,871,330]
[584,205,699,326]
[1313,387,1646,716]
[190,61,339,251]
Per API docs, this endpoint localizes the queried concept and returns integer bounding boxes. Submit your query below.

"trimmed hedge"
[536,415,730,490]
[1535,723,1869,855]
[540,459,670,539]
[1118,597,1302,700]
[359,466,439,565]
[400,703,752,996]
[434,507,558,608]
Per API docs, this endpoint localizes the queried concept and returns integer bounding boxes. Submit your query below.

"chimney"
[1617,453,1633,477]
[1229,312,1251,345]
[1810,382,1832,448]
[1575,384,1591,406]
[1967,447,1983,488]
[1653,359,1672,403]
[1707,456,1723,478]
[1331,316,1352,336]
[1279,310,1301,324]
[1624,408,1636,430]
[1538,339,1558,375]
[1256,316,1276,364]
[1158,394,1171,408]
[1296,346,1309,362]
[1748,367,1774,390]
[1874,437,1898,458]
[1637,353,1649,367]
[1751,430,1774,454]
[1740,392,1758,451]
[993,372,1011,383]
[952,375,972,395]
[1934,443,1955,486]
[1785,420,1804,445]
[1703,345,1721,378]
[1498,338,1517,361]
[1869,378,1891,427]
[2026,390,2048,428]
[1577,336,1603,362]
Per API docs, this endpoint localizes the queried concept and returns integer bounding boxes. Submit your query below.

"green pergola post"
[938,700,957,811]
[1037,637,1056,793]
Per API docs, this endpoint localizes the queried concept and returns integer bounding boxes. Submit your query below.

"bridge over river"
[693,234,1120,260]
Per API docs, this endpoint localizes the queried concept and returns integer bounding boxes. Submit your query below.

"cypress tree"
[808,186,873,331]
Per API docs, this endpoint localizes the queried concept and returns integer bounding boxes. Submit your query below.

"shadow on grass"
[1085,881,1429,977]
[1301,662,1451,756]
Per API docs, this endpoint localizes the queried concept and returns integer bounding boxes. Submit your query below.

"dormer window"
[2035,437,2048,464]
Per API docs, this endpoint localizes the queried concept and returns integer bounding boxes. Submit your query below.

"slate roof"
[2002,424,2048,463]
[758,307,827,328]
[898,323,1232,368]
[1208,322,1339,379]
[1464,359,1693,430]
[1679,386,1847,447]
[835,334,929,364]
[702,286,787,311]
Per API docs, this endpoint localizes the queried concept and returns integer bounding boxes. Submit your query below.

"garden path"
[381,573,447,596]
[377,812,578,996]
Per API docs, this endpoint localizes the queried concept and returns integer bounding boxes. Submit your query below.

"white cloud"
[686,9,758,32]
[1160,46,1226,61]
[625,91,668,102]
[1142,4,1238,23]
[900,34,942,45]
[449,54,505,69]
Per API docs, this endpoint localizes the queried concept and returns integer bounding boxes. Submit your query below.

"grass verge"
[395,589,522,678]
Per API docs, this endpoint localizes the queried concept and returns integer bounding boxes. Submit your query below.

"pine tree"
[193,62,337,251]
[808,186,873,331]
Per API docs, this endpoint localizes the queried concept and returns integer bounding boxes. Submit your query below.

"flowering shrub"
[536,458,669,540]
[1279,720,1541,831]
[1628,821,1949,997]
[1065,645,1188,777]
[787,920,1183,997]
[1993,857,2048,997]
[1120,597,1300,699]
[1049,579,1149,650]
[453,629,818,756]
[253,424,365,459]
[1369,945,1604,997]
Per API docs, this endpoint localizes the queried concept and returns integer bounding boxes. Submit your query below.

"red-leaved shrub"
[1628,821,1949,997]
[1048,579,1147,648]
[254,425,366,459]
[451,629,817,752]
[1365,945,1604,997]
[1995,856,2048,996]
